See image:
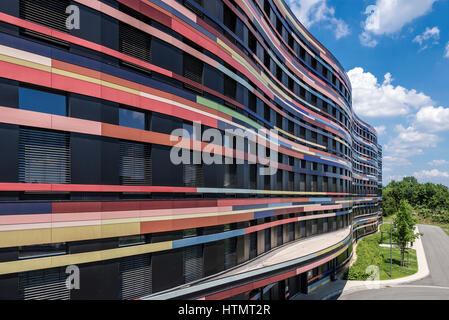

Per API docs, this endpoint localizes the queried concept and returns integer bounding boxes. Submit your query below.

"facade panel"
[0,0,382,300]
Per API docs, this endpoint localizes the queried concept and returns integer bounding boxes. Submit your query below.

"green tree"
[392,200,421,266]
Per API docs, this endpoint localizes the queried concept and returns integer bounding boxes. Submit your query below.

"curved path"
[339,225,449,300]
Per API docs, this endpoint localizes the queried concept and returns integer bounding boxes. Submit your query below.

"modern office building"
[0,0,382,300]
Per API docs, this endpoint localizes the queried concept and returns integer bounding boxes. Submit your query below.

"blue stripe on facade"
[172,229,246,249]
[0,202,52,215]
[254,209,275,219]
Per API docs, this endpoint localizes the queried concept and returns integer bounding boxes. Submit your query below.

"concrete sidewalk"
[296,225,429,300]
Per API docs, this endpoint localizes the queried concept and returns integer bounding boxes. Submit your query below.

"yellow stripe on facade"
[0,241,172,275]
[0,53,51,73]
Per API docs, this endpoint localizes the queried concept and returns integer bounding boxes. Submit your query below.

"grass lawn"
[441,225,449,236]
[382,215,395,223]
[378,246,417,280]
[414,214,449,236]
[347,230,418,281]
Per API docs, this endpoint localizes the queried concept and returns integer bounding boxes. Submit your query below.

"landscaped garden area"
[347,224,418,280]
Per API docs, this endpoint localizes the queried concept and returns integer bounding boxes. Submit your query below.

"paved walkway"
[295,225,430,300]
[212,227,351,280]
[410,225,449,287]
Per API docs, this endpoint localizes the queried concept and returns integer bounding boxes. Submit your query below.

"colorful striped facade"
[0,0,382,300]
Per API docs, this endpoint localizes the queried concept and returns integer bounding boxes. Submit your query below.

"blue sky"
[285,0,449,186]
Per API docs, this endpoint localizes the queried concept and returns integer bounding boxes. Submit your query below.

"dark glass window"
[300,86,306,98]
[19,87,66,116]
[119,108,146,130]
[248,31,257,53]
[223,4,236,33]
[119,235,145,247]
[248,92,257,113]
[224,74,237,99]
[19,243,66,259]
[184,0,203,17]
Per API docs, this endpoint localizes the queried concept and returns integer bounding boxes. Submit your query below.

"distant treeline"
[383,177,449,224]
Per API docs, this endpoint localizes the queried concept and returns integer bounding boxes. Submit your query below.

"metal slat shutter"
[183,53,203,94]
[183,245,203,283]
[19,0,70,46]
[224,163,237,188]
[264,228,271,252]
[120,141,152,186]
[183,164,204,187]
[19,128,70,184]
[277,225,283,246]
[249,232,257,259]
[224,237,236,270]
[120,254,152,300]
[183,0,203,17]
[288,223,294,241]
[119,22,152,64]
[19,267,70,300]
[20,0,69,32]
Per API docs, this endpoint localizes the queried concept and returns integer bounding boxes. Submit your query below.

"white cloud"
[285,0,350,39]
[414,169,449,179]
[383,125,440,171]
[413,26,440,50]
[361,0,438,47]
[414,106,449,132]
[428,160,449,166]
[359,31,378,48]
[374,125,387,136]
[348,67,433,118]
[383,155,412,167]
[445,42,449,58]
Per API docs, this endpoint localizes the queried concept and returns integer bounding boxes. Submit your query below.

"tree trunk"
[400,247,404,267]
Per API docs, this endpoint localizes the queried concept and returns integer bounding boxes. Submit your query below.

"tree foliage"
[382,177,449,224]
[392,200,420,266]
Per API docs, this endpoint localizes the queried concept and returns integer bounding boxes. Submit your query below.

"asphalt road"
[340,224,449,300]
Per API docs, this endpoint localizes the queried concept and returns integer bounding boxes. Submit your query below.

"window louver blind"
[264,228,271,252]
[249,164,257,189]
[288,223,294,241]
[224,75,237,100]
[119,22,152,71]
[184,0,203,17]
[19,128,70,184]
[184,245,203,283]
[224,163,237,188]
[183,164,204,187]
[249,232,257,259]
[224,237,236,270]
[183,53,203,93]
[19,0,70,46]
[120,254,152,300]
[120,141,152,186]
[277,225,283,246]
[19,267,70,300]
[20,0,69,32]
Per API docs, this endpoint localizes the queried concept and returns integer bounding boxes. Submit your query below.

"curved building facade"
[0,0,382,300]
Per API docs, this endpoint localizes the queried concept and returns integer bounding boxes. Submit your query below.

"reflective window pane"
[119,108,145,130]
[19,87,66,116]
